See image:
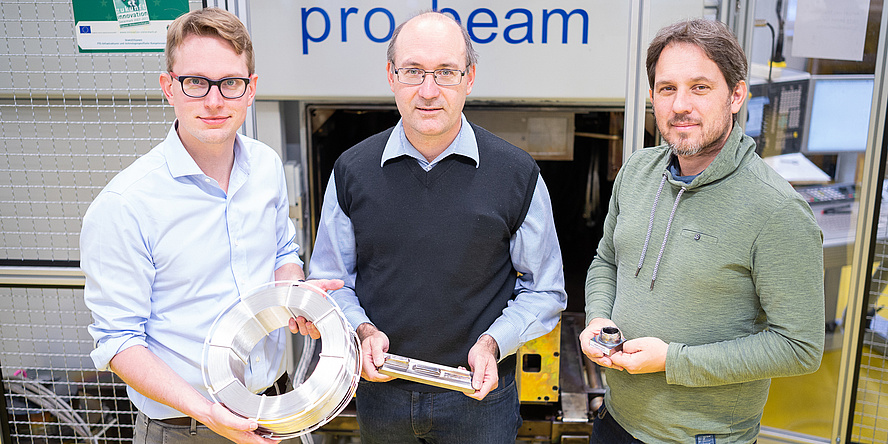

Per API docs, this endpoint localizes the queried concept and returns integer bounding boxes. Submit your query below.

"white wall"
[250,0,715,102]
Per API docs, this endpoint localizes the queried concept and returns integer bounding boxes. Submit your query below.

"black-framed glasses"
[169,72,251,99]
[392,66,467,86]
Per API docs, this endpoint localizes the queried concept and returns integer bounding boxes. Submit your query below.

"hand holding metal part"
[589,326,626,356]
[356,323,394,382]
[201,281,361,439]
[579,318,626,371]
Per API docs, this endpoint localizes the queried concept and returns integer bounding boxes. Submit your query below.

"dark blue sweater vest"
[333,123,539,391]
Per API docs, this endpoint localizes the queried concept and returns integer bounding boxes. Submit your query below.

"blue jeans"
[355,374,521,444]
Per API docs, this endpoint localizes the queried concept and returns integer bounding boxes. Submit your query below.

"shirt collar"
[163,120,249,178]
[667,155,699,184]
[380,114,479,168]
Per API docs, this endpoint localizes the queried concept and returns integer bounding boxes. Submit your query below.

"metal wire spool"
[201,281,361,439]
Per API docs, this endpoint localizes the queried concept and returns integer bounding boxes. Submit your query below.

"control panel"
[795,183,857,204]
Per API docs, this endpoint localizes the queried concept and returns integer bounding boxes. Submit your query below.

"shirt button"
[204,178,211,183]
[694,233,701,240]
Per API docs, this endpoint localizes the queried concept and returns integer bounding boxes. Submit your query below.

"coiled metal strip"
[201,281,361,439]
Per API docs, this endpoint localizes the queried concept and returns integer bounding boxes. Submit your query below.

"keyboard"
[796,183,857,204]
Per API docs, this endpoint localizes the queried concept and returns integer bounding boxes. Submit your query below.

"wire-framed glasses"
[170,72,251,99]
[392,67,467,86]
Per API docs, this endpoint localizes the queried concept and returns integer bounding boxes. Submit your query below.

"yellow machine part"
[516,318,561,403]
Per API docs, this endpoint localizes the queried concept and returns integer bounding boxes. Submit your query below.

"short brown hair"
[165,8,254,74]
[646,18,747,90]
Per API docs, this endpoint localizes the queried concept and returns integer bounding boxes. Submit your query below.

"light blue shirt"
[309,115,567,359]
[81,123,302,419]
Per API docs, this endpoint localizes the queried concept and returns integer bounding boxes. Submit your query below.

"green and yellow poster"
[72,0,189,52]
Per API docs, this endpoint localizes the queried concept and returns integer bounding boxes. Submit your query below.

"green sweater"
[585,124,824,443]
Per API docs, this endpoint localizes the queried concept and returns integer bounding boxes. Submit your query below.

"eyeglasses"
[169,72,251,99]
[392,67,467,86]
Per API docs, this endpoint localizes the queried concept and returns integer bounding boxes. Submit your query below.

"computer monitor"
[746,77,809,156]
[801,74,874,155]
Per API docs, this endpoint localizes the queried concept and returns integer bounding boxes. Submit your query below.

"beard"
[668,135,706,157]
[663,112,734,158]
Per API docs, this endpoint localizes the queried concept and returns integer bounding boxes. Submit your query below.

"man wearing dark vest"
[306,11,566,444]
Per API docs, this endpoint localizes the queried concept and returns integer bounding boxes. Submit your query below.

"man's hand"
[466,334,499,400]
[579,317,624,371]
[609,337,668,374]
[197,402,280,444]
[304,278,345,293]
[288,279,345,340]
[355,323,394,382]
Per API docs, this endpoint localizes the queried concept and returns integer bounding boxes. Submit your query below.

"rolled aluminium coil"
[201,281,361,439]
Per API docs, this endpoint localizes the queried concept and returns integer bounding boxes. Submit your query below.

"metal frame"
[0,365,10,444]
[0,267,85,288]
[832,1,888,440]
[622,0,651,160]
[733,0,756,129]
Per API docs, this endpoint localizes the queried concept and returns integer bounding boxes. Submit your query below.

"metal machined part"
[413,364,442,378]
[201,281,361,439]
[441,370,472,383]
[378,353,476,394]
[384,356,409,372]
[589,326,626,356]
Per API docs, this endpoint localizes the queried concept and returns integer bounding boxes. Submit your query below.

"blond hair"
[165,8,254,74]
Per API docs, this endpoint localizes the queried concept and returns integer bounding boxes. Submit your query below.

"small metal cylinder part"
[599,326,622,345]
[589,326,626,356]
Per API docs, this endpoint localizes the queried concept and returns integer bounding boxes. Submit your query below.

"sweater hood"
[665,122,756,190]
[636,122,756,289]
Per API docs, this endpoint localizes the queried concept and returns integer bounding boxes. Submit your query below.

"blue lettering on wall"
[341,7,358,42]
[301,7,330,55]
[542,9,588,44]
[432,0,460,23]
[299,2,589,55]
[364,8,395,43]
[467,8,497,44]
[504,9,532,44]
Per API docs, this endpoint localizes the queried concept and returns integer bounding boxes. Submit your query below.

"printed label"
[695,435,716,444]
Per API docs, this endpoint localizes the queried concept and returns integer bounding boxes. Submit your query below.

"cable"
[294,334,318,444]
[753,19,778,156]
[773,0,786,64]
[753,19,776,87]
[201,281,361,439]
[6,375,95,442]
[293,335,316,386]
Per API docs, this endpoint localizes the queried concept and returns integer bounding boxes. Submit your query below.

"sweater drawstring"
[635,172,686,290]
[649,187,686,290]
[636,173,668,277]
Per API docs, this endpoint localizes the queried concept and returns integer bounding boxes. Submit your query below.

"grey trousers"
[133,411,229,444]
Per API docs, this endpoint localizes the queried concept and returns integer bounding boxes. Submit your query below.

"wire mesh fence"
[850,155,888,442]
[0,0,174,263]
[1,287,136,444]
[0,0,176,442]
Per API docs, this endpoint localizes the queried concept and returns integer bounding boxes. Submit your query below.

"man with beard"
[579,18,824,443]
